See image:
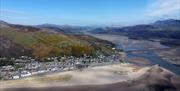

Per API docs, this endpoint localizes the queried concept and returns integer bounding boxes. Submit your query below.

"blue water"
[91,34,180,75]
[115,41,180,75]
[127,51,180,75]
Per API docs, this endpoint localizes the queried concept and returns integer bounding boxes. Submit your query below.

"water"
[91,34,180,75]
[121,44,180,75]
[117,37,180,75]
[127,51,180,75]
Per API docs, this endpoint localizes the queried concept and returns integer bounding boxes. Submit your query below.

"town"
[0,51,126,80]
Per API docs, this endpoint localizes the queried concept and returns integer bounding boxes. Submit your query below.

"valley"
[0,19,180,91]
[1,0,180,91]
[91,34,180,74]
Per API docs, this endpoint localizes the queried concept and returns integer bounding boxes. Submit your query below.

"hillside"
[0,21,115,59]
[36,24,93,34]
[89,19,180,46]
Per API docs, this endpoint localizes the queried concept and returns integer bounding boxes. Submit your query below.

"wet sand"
[128,58,151,66]
[155,47,180,65]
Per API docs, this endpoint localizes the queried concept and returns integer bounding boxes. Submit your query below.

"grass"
[0,28,96,58]
[0,27,115,59]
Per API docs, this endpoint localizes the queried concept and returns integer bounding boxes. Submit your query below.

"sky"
[0,0,180,25]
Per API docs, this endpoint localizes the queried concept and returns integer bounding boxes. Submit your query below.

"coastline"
[0,63,146,88]
[1,63,180,91]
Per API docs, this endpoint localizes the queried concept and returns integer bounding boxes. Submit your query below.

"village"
[0,51,127,80]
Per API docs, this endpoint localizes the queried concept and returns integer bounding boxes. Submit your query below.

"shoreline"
[0,63,147,88]
[1,63,179,91]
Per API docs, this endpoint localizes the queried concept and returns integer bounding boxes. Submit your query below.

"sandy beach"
[1,63,180,91]
[0,63,145,88]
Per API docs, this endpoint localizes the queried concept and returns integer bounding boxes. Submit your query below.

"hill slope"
[89,19,180,46]
[0,21,115,59]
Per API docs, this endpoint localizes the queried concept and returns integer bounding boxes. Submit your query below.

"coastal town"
[0,51,126,80]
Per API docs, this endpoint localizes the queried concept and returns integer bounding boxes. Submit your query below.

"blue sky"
[0,0,180,25]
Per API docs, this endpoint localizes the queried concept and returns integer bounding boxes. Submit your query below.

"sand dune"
[0,64,143,88]
[1,64,180,91]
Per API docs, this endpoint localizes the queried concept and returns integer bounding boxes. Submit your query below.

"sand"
[0,63,148,89]
[0,64,180,91]
[128,58,151,66]
[2,64,180,91]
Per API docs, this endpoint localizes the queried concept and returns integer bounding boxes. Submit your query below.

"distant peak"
[154,19,180,23]
[152,19,180,26]
[0,20,8,24]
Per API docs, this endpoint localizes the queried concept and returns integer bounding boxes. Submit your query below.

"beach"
[1,63,180,91]
[0,63,146,89]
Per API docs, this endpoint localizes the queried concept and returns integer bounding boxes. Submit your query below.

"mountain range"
[1,19,180,59]
[89,19,180,46]
[36,23,96,34]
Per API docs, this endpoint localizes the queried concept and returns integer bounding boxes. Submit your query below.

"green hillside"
[0,27,114,59]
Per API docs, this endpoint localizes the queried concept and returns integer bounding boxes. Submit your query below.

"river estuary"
[92,34,180,75]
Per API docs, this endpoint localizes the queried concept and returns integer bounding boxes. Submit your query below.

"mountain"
[0,20,10,27]
[36,24,94,34]
[36,24,73,34]
[89,19,180,46]
[0,20,115,59]
[0,36,31,58]
[0,21,41,32]
[152,19,180,27]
